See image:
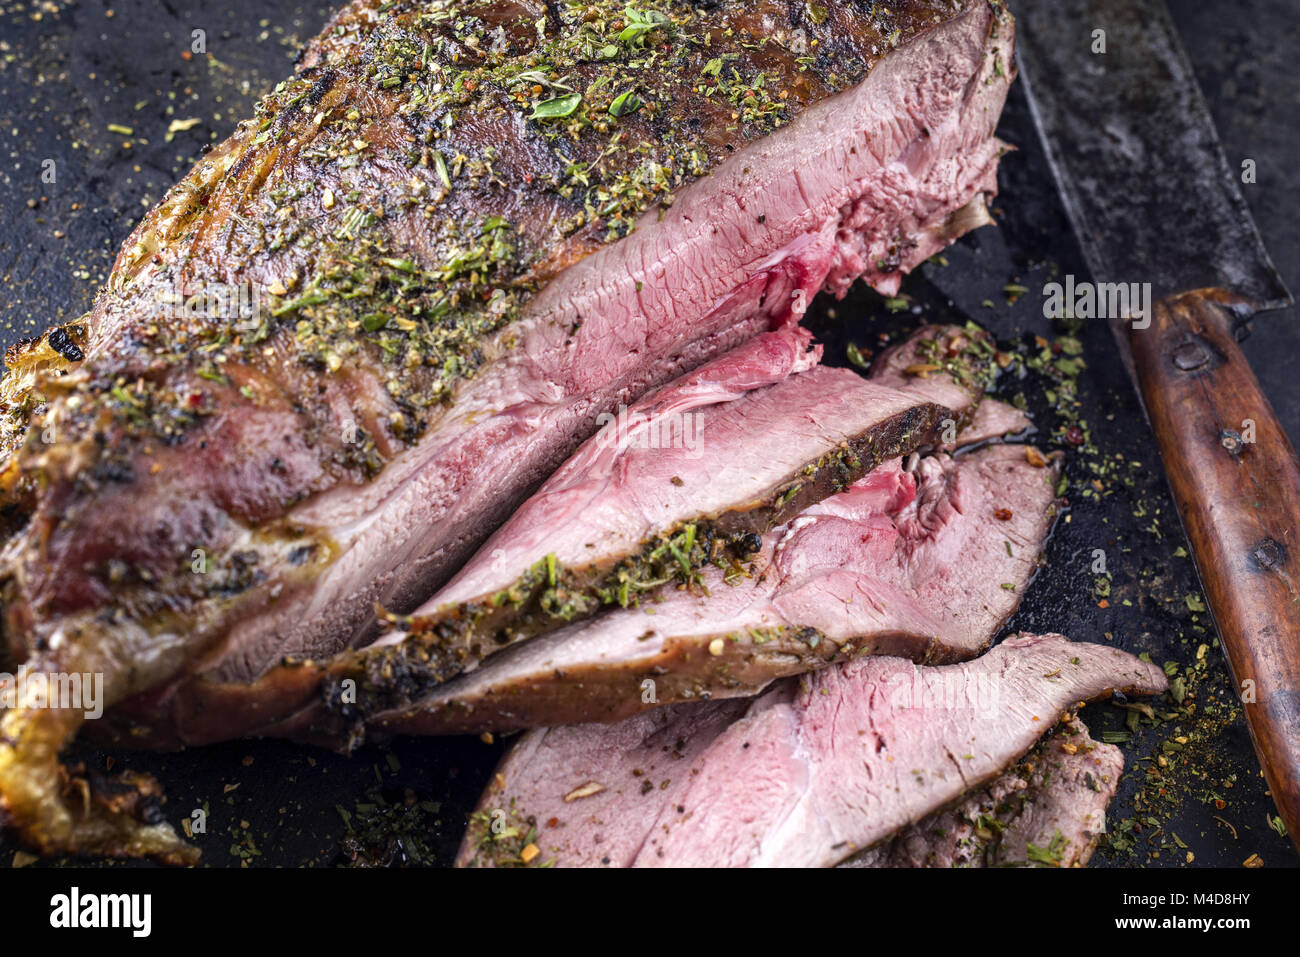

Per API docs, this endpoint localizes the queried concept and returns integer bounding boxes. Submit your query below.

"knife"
[1016,0,1300,853]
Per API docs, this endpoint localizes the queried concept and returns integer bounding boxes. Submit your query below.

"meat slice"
[957,397,1035,448]
[871,325,997,421]
[870,324,1033,445]
[348,335,956,690]
[374,443,1060,735]
[843,718,1123,868]
[457,635,1167,868]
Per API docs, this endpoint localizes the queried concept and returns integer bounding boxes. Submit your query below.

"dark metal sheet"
[1016,0,1291,312]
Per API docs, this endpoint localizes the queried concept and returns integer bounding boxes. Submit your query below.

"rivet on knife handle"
[1130,287,1300,852]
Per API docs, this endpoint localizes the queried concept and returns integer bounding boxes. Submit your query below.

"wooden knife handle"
[1129,288,1300,853]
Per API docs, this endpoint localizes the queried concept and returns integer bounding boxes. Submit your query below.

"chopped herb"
[609,91,644,117]
[1025,831,1067,865]
[530,93,582,120]
[618,8,670,47]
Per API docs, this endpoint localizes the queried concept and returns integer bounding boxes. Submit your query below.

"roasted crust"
[0,0,1004,864]
[0,0,989,640]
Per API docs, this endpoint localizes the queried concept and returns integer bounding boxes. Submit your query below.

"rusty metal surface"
[1017,0,1290,313]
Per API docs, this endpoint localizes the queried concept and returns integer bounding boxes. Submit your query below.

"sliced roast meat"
[144,324,994,749]
[457,634,1166,868]
[871,325,1033,445]
[351,338,956,688]
[0,0,1015,861]
[396,328,997,650]
[459,696,753,870]
[871,325,993,421]
[843,718,1122,868]
[881,325,1030,450]
[959,398,1034,448]
[320,326,1001,714]
[374,442,1060,736]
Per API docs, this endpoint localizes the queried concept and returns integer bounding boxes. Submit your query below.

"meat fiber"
[456,634,1166,867]
[373,442,1060,735]
[843,718,1122,868]
[0,0,1014,861]
[956,395,1035,449]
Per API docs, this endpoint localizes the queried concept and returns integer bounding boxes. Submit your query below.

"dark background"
[0,0,1296,868]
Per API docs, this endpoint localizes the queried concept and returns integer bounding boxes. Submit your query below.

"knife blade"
[1016,0,1290,314]
[1017,0,1300,853]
